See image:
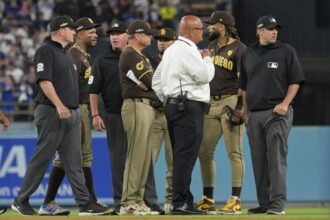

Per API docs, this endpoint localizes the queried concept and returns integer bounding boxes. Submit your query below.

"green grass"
[0,207,329,219]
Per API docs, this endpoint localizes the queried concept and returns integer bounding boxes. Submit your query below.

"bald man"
[153,15,215,215]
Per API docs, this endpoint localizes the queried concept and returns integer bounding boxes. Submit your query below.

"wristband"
[92,114,99,119]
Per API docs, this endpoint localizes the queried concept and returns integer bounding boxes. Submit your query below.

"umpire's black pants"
[165,98,205,208]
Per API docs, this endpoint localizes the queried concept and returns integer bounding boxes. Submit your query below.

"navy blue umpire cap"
[49,15,74,32]
[256,15,282,29]
[107,21,127,34]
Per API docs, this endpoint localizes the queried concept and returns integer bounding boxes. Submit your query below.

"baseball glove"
[223,105,244,127]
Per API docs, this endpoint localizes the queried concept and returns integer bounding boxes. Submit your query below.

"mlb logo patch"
[267,62,278,69]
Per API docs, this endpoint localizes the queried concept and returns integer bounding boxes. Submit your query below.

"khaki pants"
[150,110,173,203]
[121,99,155,206]
[199,95,245,187]
[54,104,92,168]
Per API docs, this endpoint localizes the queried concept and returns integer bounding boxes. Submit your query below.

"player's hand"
[93,116,105,132]
[243,110,249,124]
[273,102,288,116]
[200,49,211,58]
[57,105,71,119]
[138,82,148,91]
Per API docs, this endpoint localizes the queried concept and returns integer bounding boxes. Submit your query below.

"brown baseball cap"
[49,15,74,32]
[153,28,177,40]
[107,21,127,34]
[256,15,281,29]
[74,17,100,32]
[127,20,152,35]
[205,11,235,26]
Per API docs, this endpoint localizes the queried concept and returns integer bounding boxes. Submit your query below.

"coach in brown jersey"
[118,20,160,215]
[196,11,246,215]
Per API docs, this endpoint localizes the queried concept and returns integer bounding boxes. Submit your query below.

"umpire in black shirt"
[89,21,128,213]
[239,15,305,215]
[11,15,110,216]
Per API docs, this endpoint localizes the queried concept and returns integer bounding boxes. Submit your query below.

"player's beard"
[208,32,220,41]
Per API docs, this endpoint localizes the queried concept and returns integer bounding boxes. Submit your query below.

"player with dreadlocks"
[196,11,246,215]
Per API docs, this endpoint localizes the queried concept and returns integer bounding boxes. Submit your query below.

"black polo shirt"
[239,41,305,111]
[33,39,79,109]
[89,46,123,113]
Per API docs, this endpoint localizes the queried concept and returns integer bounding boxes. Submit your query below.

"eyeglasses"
[193,27,204,31]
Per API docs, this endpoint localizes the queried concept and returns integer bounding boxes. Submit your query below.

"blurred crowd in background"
[0,0,229,122]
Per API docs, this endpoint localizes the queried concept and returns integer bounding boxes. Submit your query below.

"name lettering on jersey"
[267,62,278,69]
[37,63,44,72]
[84,67,91,79]
[88,75,94,85]
[136,61,144,70]
[212,55,233,70]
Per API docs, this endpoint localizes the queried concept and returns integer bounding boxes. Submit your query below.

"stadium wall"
[0,124,329,205]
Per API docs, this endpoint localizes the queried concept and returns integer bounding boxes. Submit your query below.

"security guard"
[197,11,246,214]
[145,27,177,213]
[239,15,305,215]
[11,15,111,216]
[153,15,214,215]
[119,20,159,215]
[40,17,104,216]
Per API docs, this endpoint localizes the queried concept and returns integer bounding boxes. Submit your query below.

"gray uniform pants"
[104,112,128,210]
[16,104,90,205]
[246,107,293,211]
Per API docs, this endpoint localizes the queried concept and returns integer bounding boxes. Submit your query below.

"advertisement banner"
[0,136,112,205]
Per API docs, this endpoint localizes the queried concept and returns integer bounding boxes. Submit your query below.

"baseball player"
[196,11,246,214]
[118,20,159,215]
[145,27,177,213]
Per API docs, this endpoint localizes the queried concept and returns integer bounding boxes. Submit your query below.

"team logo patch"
[136,61,144,70]
[36,63,44,72]
[267,62,278,69]
[88,75,94,84]
[160,28,166,36]
[84,67,91,78]
[227,50,233,56]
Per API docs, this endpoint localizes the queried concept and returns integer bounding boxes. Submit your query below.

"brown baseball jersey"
[70,45,91,104]
[119,45,158,100]
[208,39,246,96]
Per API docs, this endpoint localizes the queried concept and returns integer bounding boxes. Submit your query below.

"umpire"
[11,15,110,216]
[41,17,103,216]
[89,20,128,213]
[239,15,305,215]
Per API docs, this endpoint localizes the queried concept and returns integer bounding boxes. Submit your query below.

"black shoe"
[150,204,165,215]
[171,203,206,215]
[0,207,7,215]
[248,207,268,214]
[79,202,112,216]
[11,198,36,216]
